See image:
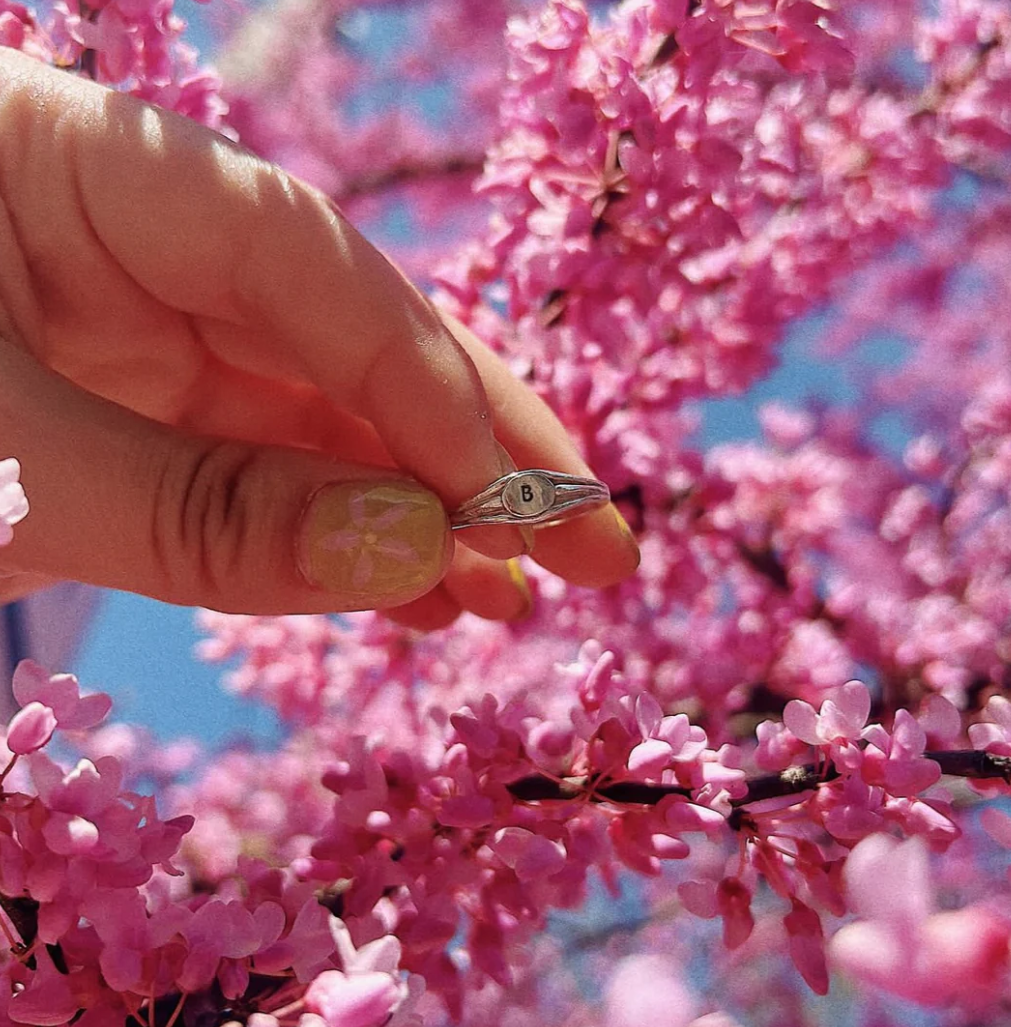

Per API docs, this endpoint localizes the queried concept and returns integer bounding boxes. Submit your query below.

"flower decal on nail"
[301,481,447,600]
[317,489,424,589]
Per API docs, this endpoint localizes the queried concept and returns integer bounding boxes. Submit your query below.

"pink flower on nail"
[317,490,423,590]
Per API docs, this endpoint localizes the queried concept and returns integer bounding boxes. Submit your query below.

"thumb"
[0,343,453,614]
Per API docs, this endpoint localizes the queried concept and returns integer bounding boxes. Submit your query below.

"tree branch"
[0,894,37,950]
[506,750,1011,810]
[336,156,484,202]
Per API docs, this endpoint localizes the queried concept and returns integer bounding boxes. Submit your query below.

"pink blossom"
[7,949,79,1025]
[783,680,871,747]
[5,701,58,754]
[12,660,112,732]
[626,692,707,779]
[759,402,817,448]
[783,899,828,995]
[0,456,28,546]
[604,954,700,1027]
[862,710,942,798]
[716,878,755,950]
[754,718,808,771]
[304,971,400,1027]
[917,693,962,747]
[178,898,285,995]
[831,834,1011,1007]
[489,827,566,881]
[969,694,1011,755]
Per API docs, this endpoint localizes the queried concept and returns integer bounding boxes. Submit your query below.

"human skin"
[0,48,639,625]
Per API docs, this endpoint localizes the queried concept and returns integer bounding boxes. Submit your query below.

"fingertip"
[531,504,641,589]
[443,552,533,622]
[383,586,461,631]
[455,523,532,561]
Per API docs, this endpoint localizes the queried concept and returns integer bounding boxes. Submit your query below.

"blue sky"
[72,592,282,747]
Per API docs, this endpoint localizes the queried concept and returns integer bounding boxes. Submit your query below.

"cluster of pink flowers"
[0,0,227,126]
[5,0,1011,1023]
[172,627,1011,1021]
[437,0,942,406]
[0,661,425,1027]
[214,0,540,277]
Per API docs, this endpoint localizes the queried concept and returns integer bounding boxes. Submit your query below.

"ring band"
[450,469,610,529]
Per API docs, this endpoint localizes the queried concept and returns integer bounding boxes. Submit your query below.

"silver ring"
[450,469,610,529]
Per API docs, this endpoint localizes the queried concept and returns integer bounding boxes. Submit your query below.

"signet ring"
[450,469,610,530]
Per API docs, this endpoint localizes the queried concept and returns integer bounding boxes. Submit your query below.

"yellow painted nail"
[611,505,641,568]
[506,557,534,619]
[299,481,450,605]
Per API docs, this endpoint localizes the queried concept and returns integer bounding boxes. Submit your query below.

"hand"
[0,49,639,627]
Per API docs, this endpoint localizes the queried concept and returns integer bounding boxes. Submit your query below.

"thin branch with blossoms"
[506,749,1011,807]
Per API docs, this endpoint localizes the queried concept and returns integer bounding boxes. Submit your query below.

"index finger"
[443,314,641,589]
[0,49,524,558]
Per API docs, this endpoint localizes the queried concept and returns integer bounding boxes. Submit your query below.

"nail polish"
[506,557,534,619]
[299,481,450,604]
[611,505,641,568]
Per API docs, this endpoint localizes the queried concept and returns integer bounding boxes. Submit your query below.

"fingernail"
[611,505,641,568]
[506,558,534,620]
[299,481,451,605]
[496,440,518,476]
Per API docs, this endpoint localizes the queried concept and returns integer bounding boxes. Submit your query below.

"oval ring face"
[450,468,610,529]
[501,472,556,518]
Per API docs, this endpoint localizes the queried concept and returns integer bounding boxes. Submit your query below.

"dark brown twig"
[506,750,1011,811]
